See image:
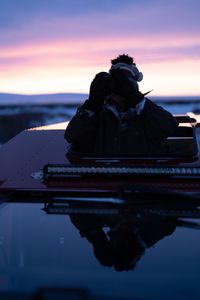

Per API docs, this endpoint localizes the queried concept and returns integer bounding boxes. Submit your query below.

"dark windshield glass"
[0,202,200,299]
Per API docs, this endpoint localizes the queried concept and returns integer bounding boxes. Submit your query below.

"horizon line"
[0,92,200,98]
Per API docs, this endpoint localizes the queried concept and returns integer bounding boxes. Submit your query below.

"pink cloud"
[0,0,200,95]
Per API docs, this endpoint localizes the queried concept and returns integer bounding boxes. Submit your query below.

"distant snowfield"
[0,92,199,105]
[0,93,199,114]
[0,93,88,105]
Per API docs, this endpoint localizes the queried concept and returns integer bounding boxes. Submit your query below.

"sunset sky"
[0,0,200,96]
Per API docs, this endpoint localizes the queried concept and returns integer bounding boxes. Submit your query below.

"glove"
[82,72,115,113]
[110,68,144,108]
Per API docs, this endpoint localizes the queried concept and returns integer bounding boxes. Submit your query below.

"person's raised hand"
[82,72,114,113]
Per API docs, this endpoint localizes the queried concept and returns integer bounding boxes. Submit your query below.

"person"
[64,54,178,156]
[69,209,177,271]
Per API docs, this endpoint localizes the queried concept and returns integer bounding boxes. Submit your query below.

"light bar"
[43,164,200,178]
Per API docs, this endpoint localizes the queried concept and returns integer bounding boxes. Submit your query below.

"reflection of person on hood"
[69,213,176,272]
[65,54,178,156]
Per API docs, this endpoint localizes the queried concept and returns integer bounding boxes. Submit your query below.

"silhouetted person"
[65,54,178,156]
[70,211,177,271]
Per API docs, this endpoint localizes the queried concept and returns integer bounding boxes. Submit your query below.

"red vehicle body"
[0,112,200,200]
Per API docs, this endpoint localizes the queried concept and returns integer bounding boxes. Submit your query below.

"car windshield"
[0,199,200,300]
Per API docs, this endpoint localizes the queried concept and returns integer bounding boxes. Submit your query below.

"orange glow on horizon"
[0,35,200,96]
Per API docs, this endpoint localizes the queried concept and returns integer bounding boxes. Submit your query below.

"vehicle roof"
[1,116,200,198]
